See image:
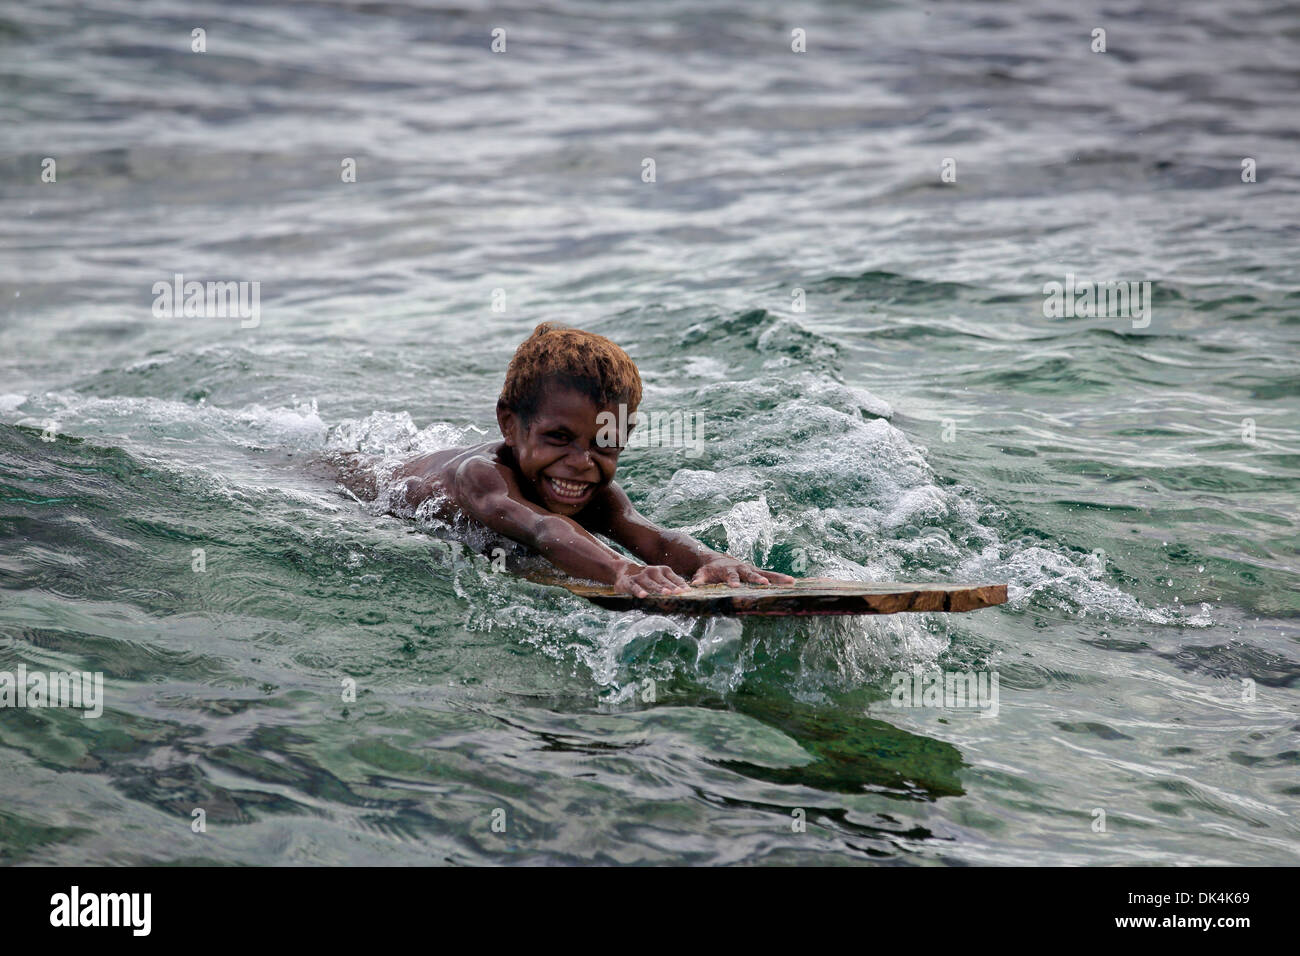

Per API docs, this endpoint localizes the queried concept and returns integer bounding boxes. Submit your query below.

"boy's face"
[497,385,627,516]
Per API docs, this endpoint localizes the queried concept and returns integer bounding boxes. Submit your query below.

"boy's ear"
[496,402,519,446]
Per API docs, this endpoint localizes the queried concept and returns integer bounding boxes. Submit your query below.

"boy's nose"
[567,447,595,470]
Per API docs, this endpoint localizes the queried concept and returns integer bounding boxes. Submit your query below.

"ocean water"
[1,0,1297,865]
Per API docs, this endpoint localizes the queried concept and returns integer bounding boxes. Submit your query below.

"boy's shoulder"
[447,442,519,495]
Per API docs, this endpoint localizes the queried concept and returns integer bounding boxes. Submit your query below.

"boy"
[340,323,793,597]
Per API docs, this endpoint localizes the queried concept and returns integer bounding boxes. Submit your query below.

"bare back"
[334,442,514,525]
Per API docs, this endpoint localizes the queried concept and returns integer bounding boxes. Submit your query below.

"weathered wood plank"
[534,576,1008,616]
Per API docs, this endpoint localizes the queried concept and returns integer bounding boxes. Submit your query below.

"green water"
[1,0,1298,865]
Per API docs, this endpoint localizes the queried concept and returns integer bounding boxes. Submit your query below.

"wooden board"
[536,576,1008,616]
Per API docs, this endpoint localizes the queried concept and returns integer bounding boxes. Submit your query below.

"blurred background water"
[1,0,1297,864]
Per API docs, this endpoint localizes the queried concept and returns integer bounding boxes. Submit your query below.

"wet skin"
[356,386,795,596]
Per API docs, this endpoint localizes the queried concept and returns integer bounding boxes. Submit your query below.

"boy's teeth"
[549,477,588,496]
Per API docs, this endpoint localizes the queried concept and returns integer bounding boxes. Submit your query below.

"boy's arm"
[586,482,794,588]
[454,457,688,597]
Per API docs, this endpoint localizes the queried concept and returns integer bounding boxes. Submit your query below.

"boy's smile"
[497,385,626,516]
[544,474,595,504]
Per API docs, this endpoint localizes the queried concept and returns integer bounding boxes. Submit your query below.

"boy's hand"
[614,563,691,598]
[691,557,796,588]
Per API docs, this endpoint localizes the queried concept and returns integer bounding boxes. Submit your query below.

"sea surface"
[1,0,1298,865]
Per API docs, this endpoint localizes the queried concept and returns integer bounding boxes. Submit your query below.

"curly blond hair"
[498,322,642,422]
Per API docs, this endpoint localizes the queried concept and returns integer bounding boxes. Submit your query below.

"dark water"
[1,0,1297,864]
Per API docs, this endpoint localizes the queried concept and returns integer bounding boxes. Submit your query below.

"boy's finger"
[661,570,689,593]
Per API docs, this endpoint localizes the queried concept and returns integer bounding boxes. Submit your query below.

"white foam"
[326,410,468,459]
[680,494,776,564]
[680,356,732,379]
[993,545,1175,624]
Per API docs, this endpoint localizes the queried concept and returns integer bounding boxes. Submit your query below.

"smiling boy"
[344,323,792,597]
